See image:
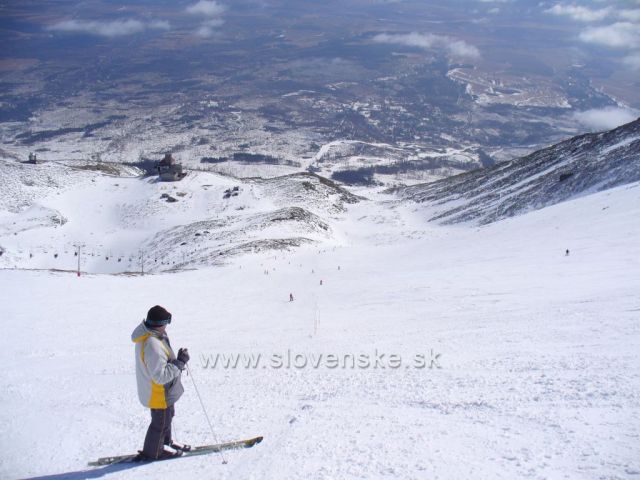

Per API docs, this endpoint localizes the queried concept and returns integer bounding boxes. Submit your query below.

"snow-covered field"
[1,177,639,479]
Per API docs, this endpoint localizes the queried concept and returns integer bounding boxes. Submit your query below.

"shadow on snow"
[21,462,143,480]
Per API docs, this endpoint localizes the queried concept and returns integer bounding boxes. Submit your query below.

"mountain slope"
[393,118,640,224]
[0,164,360,273]
[1,179,639,479]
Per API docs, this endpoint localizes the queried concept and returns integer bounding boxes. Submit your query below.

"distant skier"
[131,305,191,460]
[565,249,570,256]
[289,293,294,302]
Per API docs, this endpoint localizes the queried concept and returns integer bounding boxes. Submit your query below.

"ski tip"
[244,436,263,448]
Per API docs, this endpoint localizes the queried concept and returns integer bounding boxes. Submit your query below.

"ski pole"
[186,363,229,464]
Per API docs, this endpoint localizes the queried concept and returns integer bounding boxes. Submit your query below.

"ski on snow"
[88,436,263,466]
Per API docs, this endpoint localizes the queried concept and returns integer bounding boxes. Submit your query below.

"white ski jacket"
[131,322,184,409]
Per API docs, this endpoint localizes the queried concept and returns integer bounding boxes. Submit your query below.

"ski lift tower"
[74,243,85,277]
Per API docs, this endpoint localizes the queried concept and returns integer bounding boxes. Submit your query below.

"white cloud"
[48,19,169,37]
[149,20,171,31]
[186,1,225,38]
[545,4,612,22]
[548,5,640,72]
[573,106,638,131]
[447,39,482,58]
[373,32,481,59]
[545,4,640,23]
[186,1,225,17]
[579,22,640,48]
[618,9,640,22]
[195,18,225,38]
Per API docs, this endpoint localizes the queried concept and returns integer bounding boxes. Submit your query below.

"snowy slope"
[307,139,482,186]
[1,179,639,479]
[393,117,640,224]
[0,165,359,273]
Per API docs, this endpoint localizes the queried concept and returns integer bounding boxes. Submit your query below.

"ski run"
[1,179,639,479]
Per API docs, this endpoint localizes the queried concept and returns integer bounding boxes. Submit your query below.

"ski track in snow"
[1,180,640,479]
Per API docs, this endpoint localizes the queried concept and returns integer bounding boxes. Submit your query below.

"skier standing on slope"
[131,305,191,460]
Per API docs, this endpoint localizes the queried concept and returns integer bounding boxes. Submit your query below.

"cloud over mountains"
[545,4,612,22]
[545,2,640,70]
[186,0,226,17]
[48,19,170,37]
[579,22,640,48]
[573,106,638,131]
[373,32,481,60]
[47,1,227,40]
[186,1,226,38]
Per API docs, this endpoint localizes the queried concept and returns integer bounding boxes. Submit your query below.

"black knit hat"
[145,305,172,327]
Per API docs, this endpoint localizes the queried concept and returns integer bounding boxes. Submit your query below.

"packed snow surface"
[1,181,639,479]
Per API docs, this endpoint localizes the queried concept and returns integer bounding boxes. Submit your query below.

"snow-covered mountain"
[2,171,640,479]
[393,118,640,225]
[0,160,360,273]
[2,119,639,273]
[2,115,640,480]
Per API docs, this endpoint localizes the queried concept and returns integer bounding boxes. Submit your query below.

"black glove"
[178,348,190,365]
